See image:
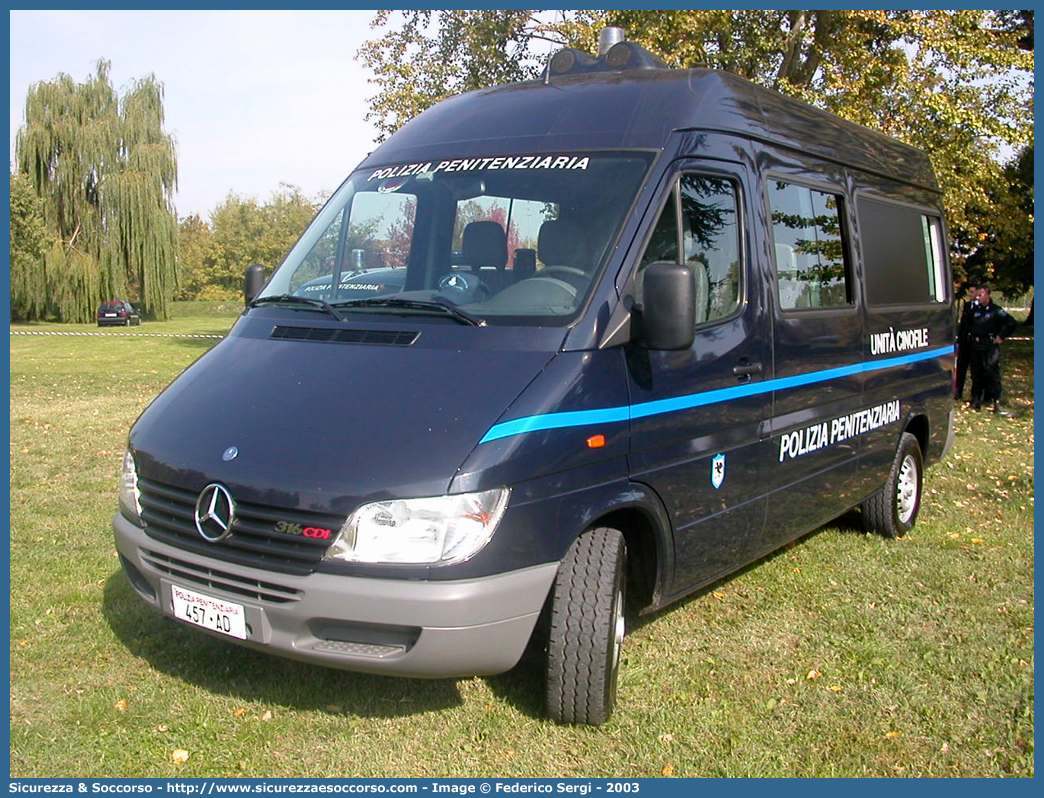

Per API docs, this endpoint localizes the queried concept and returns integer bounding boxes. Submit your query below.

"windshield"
[258,152,652,326]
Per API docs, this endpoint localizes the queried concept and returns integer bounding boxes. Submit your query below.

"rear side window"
[859,197,948,304]
[770,181,851,310]
[639,174,742,325]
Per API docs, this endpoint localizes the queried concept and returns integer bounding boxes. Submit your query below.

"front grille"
[141,549,301,603]
[271,325,419,346]
[138,477,344,575]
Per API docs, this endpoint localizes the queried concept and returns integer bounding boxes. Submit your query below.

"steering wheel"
[438,271,489,301]
[520,276,579,300]
[539,266,587,279]
[439,272,476,292]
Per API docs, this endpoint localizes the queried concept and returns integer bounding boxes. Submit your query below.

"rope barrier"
[11,330,1034,342]
[11,330,225,339]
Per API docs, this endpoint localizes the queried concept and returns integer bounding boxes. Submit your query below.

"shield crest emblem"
[711,453,726,489]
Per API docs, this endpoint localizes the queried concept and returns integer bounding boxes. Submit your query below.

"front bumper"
[113,512,558,677]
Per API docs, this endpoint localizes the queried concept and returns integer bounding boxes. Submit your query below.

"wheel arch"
[904,412,930,459]
[576,484,675,615]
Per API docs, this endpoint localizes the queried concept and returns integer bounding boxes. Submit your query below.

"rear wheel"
[862,432,922,537]
[546,527,626,725]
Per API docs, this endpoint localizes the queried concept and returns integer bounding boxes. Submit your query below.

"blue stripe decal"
[479,345,952,444]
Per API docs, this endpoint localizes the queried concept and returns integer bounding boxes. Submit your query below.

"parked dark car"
[97,301,141,327]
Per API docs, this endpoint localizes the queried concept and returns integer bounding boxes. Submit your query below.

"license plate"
[170,584,247,639]
[104,313,117,317]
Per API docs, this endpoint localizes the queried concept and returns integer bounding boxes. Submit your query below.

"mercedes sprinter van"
[114,33,955,725]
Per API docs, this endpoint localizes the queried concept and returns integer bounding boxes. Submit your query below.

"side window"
[680,175,741,323]
[639,174,742,325]
[639,196,679,270]
[857,196,947,305]
[770,181,851,310]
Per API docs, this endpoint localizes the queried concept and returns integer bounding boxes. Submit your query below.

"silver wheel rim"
[610,586,625,671]
[896,454,918,524]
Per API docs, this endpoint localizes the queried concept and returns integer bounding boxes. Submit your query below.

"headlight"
[119,448,142,523]
[324,488,510,565]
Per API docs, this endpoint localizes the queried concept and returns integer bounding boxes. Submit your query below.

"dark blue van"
[114,32,954,725]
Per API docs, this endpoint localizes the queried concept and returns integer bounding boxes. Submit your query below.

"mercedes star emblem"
[194,483,236,542]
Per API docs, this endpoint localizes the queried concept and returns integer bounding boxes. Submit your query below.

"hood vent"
[271,325,419,346]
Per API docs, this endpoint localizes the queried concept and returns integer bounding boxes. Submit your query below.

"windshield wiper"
[249,294,346,322]
[332,297,487,327]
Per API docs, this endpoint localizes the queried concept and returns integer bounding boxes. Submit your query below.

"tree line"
[10,11,1034,322]
[175,186,321,302]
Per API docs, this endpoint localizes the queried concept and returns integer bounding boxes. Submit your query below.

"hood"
[130,319,556,517]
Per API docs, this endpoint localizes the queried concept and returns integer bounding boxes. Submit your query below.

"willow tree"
[14,60,178,322]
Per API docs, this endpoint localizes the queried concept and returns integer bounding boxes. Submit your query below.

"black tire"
[546,527,626,725]
[862,432,923,538]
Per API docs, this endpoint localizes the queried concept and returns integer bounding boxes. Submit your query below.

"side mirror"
[639,262,695,350]
[244,263,265,306]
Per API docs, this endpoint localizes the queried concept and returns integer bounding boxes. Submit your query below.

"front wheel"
[862,432,923,537]
[546,527,627,725]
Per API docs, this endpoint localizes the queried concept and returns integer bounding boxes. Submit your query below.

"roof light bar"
[543,28,667,82]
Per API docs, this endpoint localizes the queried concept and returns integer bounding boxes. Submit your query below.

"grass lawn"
[9,303,1034,777]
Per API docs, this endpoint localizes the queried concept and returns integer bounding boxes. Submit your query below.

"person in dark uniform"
[954,284,980,400]
[967,285,1018,415]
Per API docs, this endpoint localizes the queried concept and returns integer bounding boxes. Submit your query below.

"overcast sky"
[9,9,385,220]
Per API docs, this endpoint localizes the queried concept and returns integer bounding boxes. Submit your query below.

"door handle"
[732,361,763,378]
